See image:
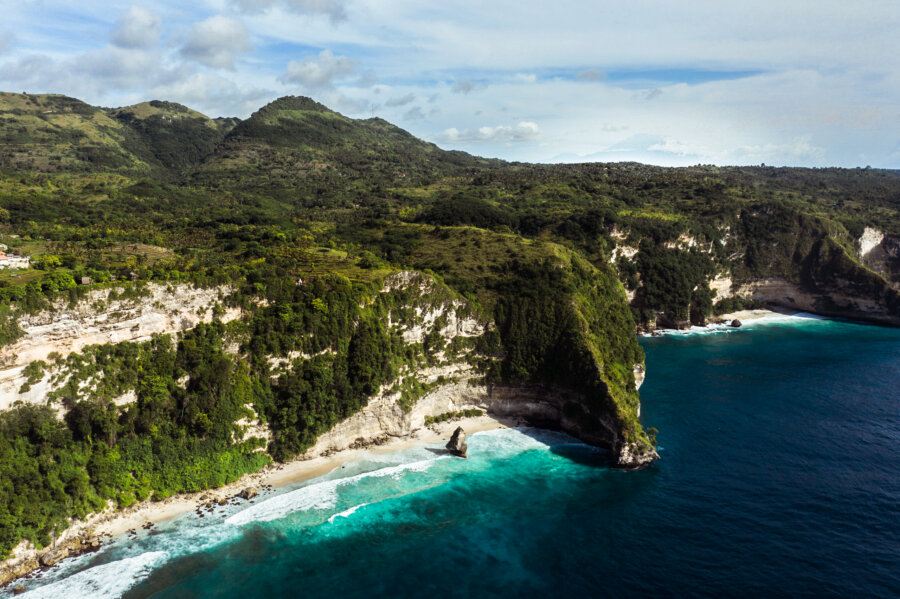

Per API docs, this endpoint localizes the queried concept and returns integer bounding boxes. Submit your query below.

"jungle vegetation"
[0,91,897,556]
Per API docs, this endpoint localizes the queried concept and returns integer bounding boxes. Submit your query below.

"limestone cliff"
[0,283,240,410]
[304,270,655,469]
[0,271,654,473]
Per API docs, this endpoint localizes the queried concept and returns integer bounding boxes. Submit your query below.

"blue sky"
[1,0,898,167]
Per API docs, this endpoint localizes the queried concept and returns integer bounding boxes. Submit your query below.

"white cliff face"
[731,277,899,325]
[383,271,487,344]
[0,284,240,411]
[859,227,884,258]
[709,274,734,300]
[396,304,485,344]
[664,233,699,250]
[609,228,639,264]
[610,244,639,264]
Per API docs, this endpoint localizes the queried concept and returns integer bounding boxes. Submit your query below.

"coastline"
[644,307,814,337]
[102,414,508,537]
[1,414,510,588]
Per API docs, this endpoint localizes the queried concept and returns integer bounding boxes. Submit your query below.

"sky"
[1,0,898,167]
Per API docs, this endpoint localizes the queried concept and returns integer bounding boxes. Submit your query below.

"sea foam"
[328,502,370,523]
[646,312,830,337]
[225,458,444,526]
[18,551,168,599]
[470,428,584,458]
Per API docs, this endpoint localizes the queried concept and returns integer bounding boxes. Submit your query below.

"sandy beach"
[93,414,508,537]
[0,413,510,588]
[714,308,781,322]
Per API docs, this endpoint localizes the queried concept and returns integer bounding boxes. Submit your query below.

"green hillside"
[0,91,899,560]
[192,96,497,188]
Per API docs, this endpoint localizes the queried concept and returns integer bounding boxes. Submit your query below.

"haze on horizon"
[0,0,897,168]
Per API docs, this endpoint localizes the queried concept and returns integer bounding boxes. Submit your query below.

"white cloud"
[0,30,13,55]
[647,137,704,157]
[181,16,251,70]
[403,106,425,120]
[148,72,274,117]
[231,0,348,22]
[636,88,663,101]
[0,47,185,96]
[730,137,826,165]
[514,73,536,83]
[385,92,415,107]
[439,121,542,143]
[279,50,356,89]
[111,6,161,49]
[577,68,605,82]
[451,79,486,94]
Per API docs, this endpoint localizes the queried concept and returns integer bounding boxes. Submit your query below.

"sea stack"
[446,427,468,458]
[730,319,743,328]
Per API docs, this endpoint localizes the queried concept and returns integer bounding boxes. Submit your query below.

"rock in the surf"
[39,547,69,567]
[730,319,742,328]
[446,427,467,458]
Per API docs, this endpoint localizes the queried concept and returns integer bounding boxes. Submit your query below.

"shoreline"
[1,414,511,588]
[643,307,810,337]
[100,414,508,537]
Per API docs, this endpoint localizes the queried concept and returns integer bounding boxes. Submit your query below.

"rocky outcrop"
[858,227,900,290]
[38,547,69,568]
[238,487,258,500]
[302,365,654,468]
[0,283,240,411]
[445,427,467,457]
[616,441,658,470]
[3,283,239,369]
[0,533,102,587]
[709,274,734,301]
[733,274,900,327]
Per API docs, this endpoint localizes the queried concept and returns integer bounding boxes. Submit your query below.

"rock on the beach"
[39,547,69,568]
[730,319,742,328]
[238,487,258,500]
[446,426,467,458]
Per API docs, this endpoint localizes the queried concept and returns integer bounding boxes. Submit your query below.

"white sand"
[715,308,780,322]
[90,414,509,538]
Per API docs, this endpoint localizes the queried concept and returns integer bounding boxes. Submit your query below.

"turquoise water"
[8,315,900,598]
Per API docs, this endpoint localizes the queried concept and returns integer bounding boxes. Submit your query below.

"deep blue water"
[9,315,900,598]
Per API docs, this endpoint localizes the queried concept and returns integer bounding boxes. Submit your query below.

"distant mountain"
[0,93,494,184]
[110,100,238,174]
[0,92,151,173]
[192,96,496,187]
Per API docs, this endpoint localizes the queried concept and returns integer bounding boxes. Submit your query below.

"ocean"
[7,314,900,598]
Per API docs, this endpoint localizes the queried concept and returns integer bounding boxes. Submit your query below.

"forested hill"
[0,92,494,180]
[0,91,898,569]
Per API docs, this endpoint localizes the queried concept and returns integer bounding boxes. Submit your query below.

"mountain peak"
[255,96,333,116]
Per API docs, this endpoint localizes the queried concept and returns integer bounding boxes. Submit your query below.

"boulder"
[13,585,26,595]
[445,427,467,458]
[39,547,69,568]
[730,319,742,328]
[238,487,258,500]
